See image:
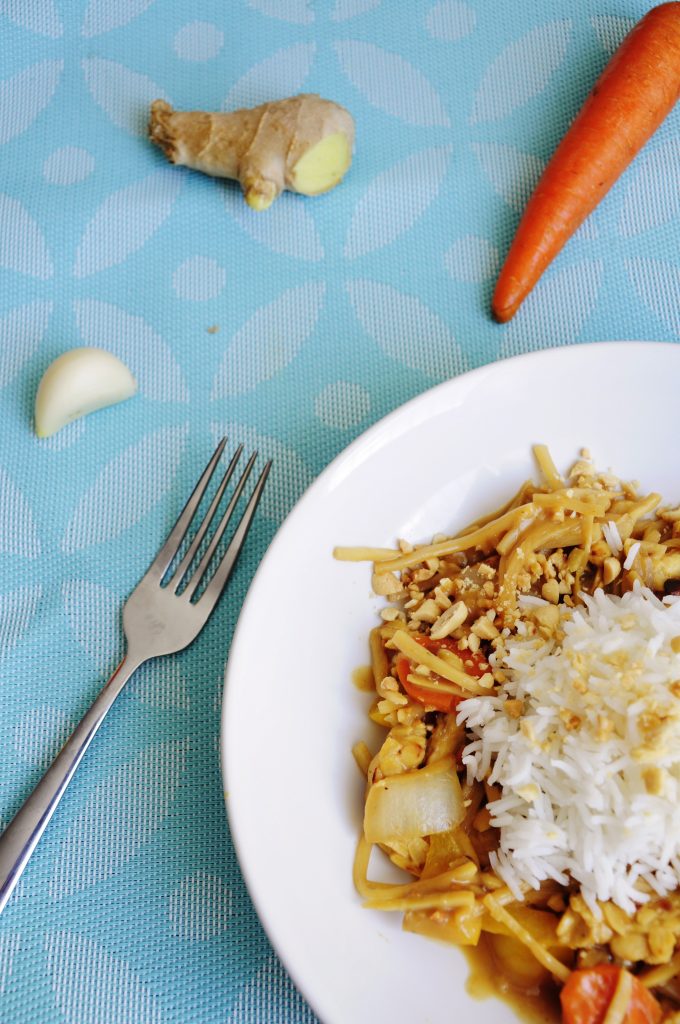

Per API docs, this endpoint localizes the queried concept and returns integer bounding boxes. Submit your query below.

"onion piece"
[363,757,464,846]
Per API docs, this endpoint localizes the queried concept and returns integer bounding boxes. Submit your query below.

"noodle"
[601,969,634,1024]
[533,444,563,490]
[367,503,537,573]
[640,953,680,989]
[368,627,389,687]
[364,890,476,912]
[333,545,400,562]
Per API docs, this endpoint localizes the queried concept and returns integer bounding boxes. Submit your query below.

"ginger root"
[149,94,354,211]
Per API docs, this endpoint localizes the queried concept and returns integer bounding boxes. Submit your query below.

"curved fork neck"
[105,652,145,698]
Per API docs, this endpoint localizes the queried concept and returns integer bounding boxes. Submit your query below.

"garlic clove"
[34,347,137,438]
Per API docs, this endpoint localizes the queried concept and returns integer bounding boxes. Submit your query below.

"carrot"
[560,965,662,1024]
[395,638,487,713]
[492,3,680,322]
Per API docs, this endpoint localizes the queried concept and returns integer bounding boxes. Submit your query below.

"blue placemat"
[1,1,678,1021]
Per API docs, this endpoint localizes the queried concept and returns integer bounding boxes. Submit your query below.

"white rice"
[624,542,641,571]
[602,520,624,555]
[457,586,680,913]
[518,594,549,608]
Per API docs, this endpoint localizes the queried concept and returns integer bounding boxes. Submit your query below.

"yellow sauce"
[352,664,374,692]
[464,937,560,1024]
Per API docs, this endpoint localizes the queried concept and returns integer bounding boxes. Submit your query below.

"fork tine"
[197,460,272,609]
[168,444,244,591]
[147,437,227,580]
[186,450,258,599]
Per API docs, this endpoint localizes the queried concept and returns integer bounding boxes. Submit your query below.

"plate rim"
[220,340,680,1022]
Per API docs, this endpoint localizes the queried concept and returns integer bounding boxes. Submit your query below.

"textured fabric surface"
[0,1,678,1021]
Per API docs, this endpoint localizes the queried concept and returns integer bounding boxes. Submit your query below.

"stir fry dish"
[335,447,680,1024]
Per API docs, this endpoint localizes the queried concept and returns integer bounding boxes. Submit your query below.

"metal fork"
[0,438,270,915]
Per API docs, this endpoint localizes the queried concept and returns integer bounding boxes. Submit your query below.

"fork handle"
[0,653,144,915]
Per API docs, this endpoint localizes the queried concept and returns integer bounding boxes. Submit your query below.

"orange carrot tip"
[492,2,680,323]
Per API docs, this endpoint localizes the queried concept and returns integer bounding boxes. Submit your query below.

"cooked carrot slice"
[560,965,662,1024]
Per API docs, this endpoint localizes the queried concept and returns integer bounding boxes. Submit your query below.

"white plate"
[222,342,680,1024]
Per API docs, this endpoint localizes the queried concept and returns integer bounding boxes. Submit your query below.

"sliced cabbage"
[363,758,464,846]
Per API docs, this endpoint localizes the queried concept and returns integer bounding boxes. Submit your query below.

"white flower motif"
[590,14,634,56]
[331,0,381,21]
[499,260,604,357]
[228,954,317,1024]
[0,932,20,996]
[444,236,500,283]
[0,467,41,557]
[211,283,326,398]
[134,660,190,711]
[0,0,63,37]
[0,59,63,144]
[246,0,314,25]
[335,40,451,126]
[80,0,157,38]
[225,189,324,261]
[14,706,73,770]
[61,580,121,671]
[215,42,450,265]
[470,20,572,124]
[425,1,476,41]
[61,425,189,553]
[49,740,189,897]
[344,146,452,258]
[0,194,53,278]
[0,301,53,388]
[173,21,224,61]
[472,141,544,210]
[72,169,183,278]
[224,42,316,111]
[43,146,95,186]
[172,256,227,300]
[346,280,466,379]
[38,420,86,452]
[619,139,680,236]
[168,871,232,939]
[81,57,169,136]
[72,299,189,401]
[0,585,42,659]
[626,257,680,335]
[44,931,163,1024]
[314,382,371,429]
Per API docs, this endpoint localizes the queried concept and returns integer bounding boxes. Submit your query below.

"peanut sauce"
[463,939,561,1024]
[352,664,375,692]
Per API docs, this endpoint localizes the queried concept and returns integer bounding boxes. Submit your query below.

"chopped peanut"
[430,601,468,640]
[372,571,402,595]
[603,556,621,584]
[471,616,499,640]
